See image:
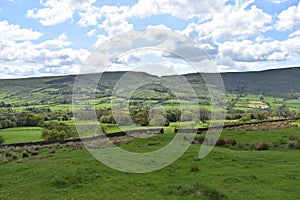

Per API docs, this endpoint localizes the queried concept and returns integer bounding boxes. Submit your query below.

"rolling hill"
[0,67,300,107]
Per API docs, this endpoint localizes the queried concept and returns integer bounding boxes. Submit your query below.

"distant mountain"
[0,67,299,106]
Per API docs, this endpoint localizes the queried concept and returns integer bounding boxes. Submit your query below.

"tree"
[134,109,150,126]
[150,114,169,126]
[41,122,75,141]
[253,112,268,120]
[180,111,196,122]
[166,109,181,122]
[278,105,291,119]
[113,111,132,126]
[16,112,43,126]
[199,108,210,123]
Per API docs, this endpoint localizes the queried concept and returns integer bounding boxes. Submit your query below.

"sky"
[0,0,300,78]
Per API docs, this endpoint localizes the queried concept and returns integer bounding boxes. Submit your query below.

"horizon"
[1,65,299,81]
[1,1,300,78]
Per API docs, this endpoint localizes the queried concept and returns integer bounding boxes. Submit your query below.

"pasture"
[0,127,42,144]
[1,128,300,199]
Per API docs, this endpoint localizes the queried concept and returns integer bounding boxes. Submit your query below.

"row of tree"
[98,107,210,126]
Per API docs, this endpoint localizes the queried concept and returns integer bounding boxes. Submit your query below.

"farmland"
[1,127,300,199]
[1,68,300,199]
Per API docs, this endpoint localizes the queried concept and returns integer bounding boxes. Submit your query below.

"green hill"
[1,67,300,107]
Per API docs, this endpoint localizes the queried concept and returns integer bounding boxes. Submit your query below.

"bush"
[41,122,75,141]
[0,135,4,144]
[190,164,199,172]
[287,141,300,149]
[167,182,226,199]
[150,114,169,126]
[289,135,298,141]
[216,138,237,146]
[204,137,237,147]
[249,142,268,150]
[22,151,29,158]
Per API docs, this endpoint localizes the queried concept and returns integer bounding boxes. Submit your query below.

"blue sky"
[0,0,299,78]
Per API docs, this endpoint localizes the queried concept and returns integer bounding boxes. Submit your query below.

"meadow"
[0,127,42,144]
[1,128,300,199]
[1,69,300,199]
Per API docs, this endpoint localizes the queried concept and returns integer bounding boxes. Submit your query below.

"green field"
[1,129,300,199]
[0,127,42,144]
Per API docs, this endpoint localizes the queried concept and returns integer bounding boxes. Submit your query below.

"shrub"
[287,141,300,149]
[5,151,12,158]
[206,137,237,147]
[249,142,268,150]
[190,164,199,172]
[31,151,39,156]
[167,182,226,199]
[0,135,4,144]
[289,135,298,141]
[12,154,19,161]
[22,151,29,158]
[41,122,75,141]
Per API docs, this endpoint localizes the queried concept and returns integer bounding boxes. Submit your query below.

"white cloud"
[289,29,300,38]
[86,29,97,37]
[0,20,90,78]
[27,0,96,26]
[219,40,287,63]
[93,34,108,48]
[36,34,72,49]
[270,0,290,4]
[98,6,133,36]
[182,5,272,41]
[146,24,171,30]
[77,6,102,27]
[276,2,300,31]
[131,0,227,20]
[0,20,42,41]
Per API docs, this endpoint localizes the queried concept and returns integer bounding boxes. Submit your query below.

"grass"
[1,128,300,199]
[221,127,300,145]
[0,127,43,144]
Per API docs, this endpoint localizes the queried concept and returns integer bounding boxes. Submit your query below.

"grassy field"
[1,128,300,199]
[0,127,42,144]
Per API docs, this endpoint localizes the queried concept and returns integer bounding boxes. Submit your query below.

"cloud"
[27,0,96,26]
[36,34,72,49]
[131,0,227,19]
[270,0,290,4]
[219,40,287,62]
[98,6,133,36]
[276,2,300,31]
[0,20,42,41]
[77,6,103,27]
[86,29,96,37]
[0,21,90,78]
[182,4,272,41]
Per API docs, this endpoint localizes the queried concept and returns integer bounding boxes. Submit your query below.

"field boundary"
[1,119,297,148]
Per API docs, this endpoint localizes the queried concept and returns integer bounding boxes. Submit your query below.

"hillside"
[0,67,300,106]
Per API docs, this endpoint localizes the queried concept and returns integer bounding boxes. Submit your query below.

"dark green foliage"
[166,109,181,122]
[16,112,43,127]
[132,108,150,126]
[41,122,75,141]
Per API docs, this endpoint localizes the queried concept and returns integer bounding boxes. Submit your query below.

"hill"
[0,67,300,107]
